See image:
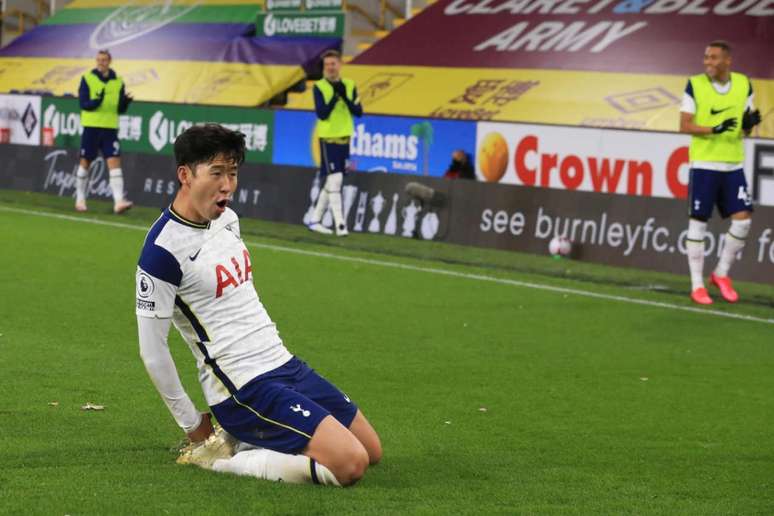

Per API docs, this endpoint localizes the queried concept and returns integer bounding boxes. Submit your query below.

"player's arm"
[78,77,103,111]
[678,80,736,136]
[118,84,133,114]
[679,112,713,135]
[136,249,211,441]
[314,84,338,121]
[342,86,363,118]
[137,315,211,440]
[742,83,760,136]
[680,110,737,136]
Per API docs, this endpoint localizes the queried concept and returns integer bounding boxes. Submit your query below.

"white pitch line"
[2,204,773,326]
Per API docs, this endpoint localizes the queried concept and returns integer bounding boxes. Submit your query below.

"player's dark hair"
[708,40,731,54]
[321,49,341,61]
[174,123,246,173]
[97,49,112,60]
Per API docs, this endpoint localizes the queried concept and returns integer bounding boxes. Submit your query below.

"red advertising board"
[476,121,774,205]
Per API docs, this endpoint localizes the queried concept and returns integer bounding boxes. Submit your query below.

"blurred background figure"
[76,49,133,214]
[308,49,363,237]
[443,149,475,180]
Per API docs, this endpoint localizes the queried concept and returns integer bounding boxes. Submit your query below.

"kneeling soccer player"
[135,124,381,486]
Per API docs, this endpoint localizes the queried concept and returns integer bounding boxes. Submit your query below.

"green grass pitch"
[1,191,773,515]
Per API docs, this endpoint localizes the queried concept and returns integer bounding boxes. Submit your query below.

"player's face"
[323,57,341,81]
[703,46,730,81]
[96,53,111,74]
[184,155,238,221]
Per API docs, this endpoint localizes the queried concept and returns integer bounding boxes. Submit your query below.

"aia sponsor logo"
[215,249,252,298]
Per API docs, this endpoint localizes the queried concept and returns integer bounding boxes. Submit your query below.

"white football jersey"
[136,206,292,406]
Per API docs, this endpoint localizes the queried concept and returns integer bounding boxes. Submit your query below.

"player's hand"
[712,117,737,134]
[125,92,134,102]
[333,81,346,97]
[742,109,761,131]
[186,412,214,443]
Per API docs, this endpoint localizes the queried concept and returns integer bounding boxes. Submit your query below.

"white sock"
[686,219,707,291]
[75,166,89,203]
[212,449,341,486]
[325,173,345,230]
[311,187,329,224]
[109,168,125,203]
[714,218,751,277]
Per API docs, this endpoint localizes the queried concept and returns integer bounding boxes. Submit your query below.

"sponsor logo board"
[41,97,273,163]
[3,144,773,283]
[257,12,344,37]
[273,110,476,176]
[0,94,41,145]
[266,0,302,10]
[305,0,343,11]
[451,180,774,280]
[476,121,774,206]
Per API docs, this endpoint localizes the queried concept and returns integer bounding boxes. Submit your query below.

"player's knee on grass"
[306,416,370,486]
[357,429,382,465]
[368,439,382,465]
[320,435,369,486]
[334,444,369,486]
[348,411,382,465]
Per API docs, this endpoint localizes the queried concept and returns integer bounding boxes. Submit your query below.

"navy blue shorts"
[319,140,350,178]
[80,127,120,161]
[211,357,358,454]
[688,168,753,220]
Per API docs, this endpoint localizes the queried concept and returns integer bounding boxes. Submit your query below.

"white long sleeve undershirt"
[137,316,202,433]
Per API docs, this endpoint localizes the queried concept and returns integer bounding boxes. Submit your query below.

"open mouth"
[216,199,228,209]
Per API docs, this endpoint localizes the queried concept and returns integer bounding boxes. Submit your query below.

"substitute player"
[308,50,363,236]
[75,50,133,214]
[136,124,381,486]
[679,40,761,305]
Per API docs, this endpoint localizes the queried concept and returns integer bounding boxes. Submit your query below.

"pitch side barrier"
[8,93,774,204]
[1,144,774,283]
